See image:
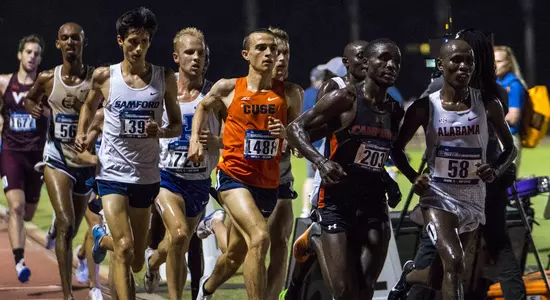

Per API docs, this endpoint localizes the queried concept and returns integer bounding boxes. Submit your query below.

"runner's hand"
[75,133,89,153]
[188,137,204,163]
[30,103,44,119]
[268,116,285,138]
[386,179,402,208]
[318,159,347,186]
[145,118,161,138]
[476,163,496,183]
[199,129,219,149]
[413,173,430,196]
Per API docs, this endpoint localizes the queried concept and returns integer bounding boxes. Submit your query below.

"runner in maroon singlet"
[0,34,47,283]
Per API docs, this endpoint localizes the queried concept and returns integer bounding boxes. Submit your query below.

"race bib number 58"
[433,146,482,184]
[120,110,154,138]
[54,114,78,142]
[244,129,279,160]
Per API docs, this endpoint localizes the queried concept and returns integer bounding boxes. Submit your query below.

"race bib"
[244,129,279,160]
[353,142,390,172]
[433,146,482,184]
[165,141,206,173]
[54,114,78,142]
[120,110,154,138]
[10,112,36,132]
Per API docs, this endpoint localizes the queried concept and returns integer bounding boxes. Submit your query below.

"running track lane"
[0,215,111,299]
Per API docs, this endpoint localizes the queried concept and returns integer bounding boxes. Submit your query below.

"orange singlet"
[218,77,288,189]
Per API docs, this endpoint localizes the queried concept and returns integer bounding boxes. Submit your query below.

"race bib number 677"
[433,146,482,184]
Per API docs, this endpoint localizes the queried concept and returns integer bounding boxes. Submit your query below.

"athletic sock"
[203,279,213,296]
[13,248,24,265]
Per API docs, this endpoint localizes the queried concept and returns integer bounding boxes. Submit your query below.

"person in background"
[494,45,526,171]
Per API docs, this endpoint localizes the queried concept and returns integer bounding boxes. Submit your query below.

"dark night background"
[1,0,548,99]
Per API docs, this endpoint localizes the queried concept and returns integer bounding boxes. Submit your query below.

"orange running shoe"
[293,223,319,263]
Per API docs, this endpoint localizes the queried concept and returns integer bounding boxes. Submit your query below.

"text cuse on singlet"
[97,63,165,184]
[218,77,288,189]
[159,79,220,180]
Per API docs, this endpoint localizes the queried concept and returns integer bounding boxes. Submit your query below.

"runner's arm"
[24,70,53,118]
[286,88,353,167]
[86,108,104,146]
[486,98,517,177]
[315,79,340,104]
[391,97,428,183]
[160,68,182,138]
[77,67,108,140]
[0,74,11,111]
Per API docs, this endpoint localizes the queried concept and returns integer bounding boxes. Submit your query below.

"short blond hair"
[268,26,289,42]
[173,27,204,50]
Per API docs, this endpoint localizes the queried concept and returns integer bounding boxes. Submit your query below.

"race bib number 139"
[433,146,482,184]
[244,129,279,160]
[120,110,154,138]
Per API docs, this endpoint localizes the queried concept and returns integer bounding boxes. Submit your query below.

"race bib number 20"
[244,129,279,160]
[353,142,390,172]
[433,146,482,184]
[54,114,78,143]
[120,110,154,138]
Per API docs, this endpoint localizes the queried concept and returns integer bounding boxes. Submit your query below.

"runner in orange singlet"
[188,29,302,300]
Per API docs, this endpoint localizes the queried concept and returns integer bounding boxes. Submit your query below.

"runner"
[187,29,302,300]
[141,27,225,300]
[266,26,304,300]
[24,23,95,299]
[286,39,405,299]
[0,34,46,283]
[389,40,517,300]
[75,7,182,300]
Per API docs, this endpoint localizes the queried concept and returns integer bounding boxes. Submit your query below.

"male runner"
[286,39,404,300]
[141,27,225,299]
[187,29,302,300]
[389,40,517,300]
[265,26,304,300]
[24,23,95,299]
[0,34,46,283]
[75,7,182,300]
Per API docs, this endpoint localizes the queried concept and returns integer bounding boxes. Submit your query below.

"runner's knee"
[226,249,246,270]
[249,229,270,255]
[170,228,190,248]
[55,216,75,238]
[114,237,134,263]
[441,247,464,275]
[331,280,355,300]
[9,201,25,217]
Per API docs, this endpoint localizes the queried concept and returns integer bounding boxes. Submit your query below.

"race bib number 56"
[353,142,390,172]
[120,110,154,138]
[244,129,279,160]
[54,114,78,142]
[433,146,482,184]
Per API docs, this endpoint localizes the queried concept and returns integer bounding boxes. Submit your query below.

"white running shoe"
[74,245,88,284]
[196,209,226,239]
[89,287,104,300]
[15,259,31,283]
[196,275,213,300]
[143,247,160,294]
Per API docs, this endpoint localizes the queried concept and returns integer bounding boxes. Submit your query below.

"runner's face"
[174,35,205,78]
[243,33,276,73]
[347,45,367,80]
[118,29,151,65]
[18,42,42,73]
[56,25,84,61]
[494,50,510,77]
[366,43,401,87]
[439,45,475,89]
[273,39,289,80]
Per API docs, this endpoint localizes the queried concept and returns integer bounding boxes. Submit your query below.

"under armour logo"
[327,224,337,230]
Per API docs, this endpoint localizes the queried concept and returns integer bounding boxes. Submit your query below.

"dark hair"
[364,38,398,59]
[455,29,498,98]
[116,7,158,40]
[18,34,45,55]
[242,28,275,50]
